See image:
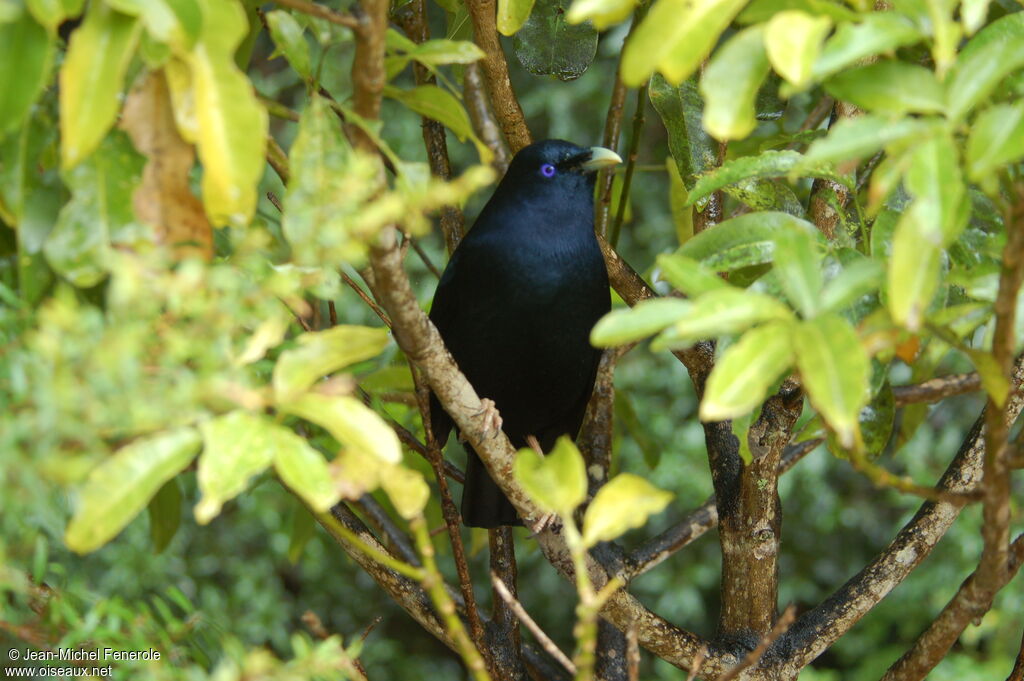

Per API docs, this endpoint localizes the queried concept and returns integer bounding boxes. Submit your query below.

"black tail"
[461,447,523,528]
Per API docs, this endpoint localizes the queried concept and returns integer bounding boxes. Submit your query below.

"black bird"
[429,139,621,528]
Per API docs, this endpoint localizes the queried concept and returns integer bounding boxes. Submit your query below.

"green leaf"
[405,38,486,66]
[148,478,182,553]
[887,209,942,330]
[0,9,53,136]
[825,60,945,115]
[384,85,491,161]
[648,75,716,188]
[737,0,858,24]
[679,211,820,271]
[566,0,636,29]
[904,132,966,244]
[273,430,340,513]
[25,0,84,29]
[653,287,794,349]
[793,314,869,450]
[195,411,281,524]
[288,505,316,563]
[820,258,884,314]
[187,0,268,225]
[65,427,201,553]
[105,0,201,49]
[655,253,732,296]
[700,321,795,421]
[44,131,145,287]
[590,298,693,347]
[812,13,922,81]
[513,436,587,516]
[667,158,694,245]
[513,0,597,81]
[380,466,430,519]
[773,226,822,318]
[798,114,936,170]
[621,0,748,86]
[964,348,1010,408]
[763,10,831,89]
[859,382,895,458]
[699,26,771,141]
[944,13,1024,123]
[581,473,673,546]
[273,325,389,403]
[283,96,382,266]
[266,9,312,80]
[498,0,536,35]
[688,150,851,206]
[282,393,402,464]
[59,2,141,168]
[967,102,1024,185]
[960,0,989,35]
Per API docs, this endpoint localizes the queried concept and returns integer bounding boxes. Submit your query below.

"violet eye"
[540,163,556,178]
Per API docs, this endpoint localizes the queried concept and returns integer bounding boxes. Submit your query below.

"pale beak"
[580,147,623,173]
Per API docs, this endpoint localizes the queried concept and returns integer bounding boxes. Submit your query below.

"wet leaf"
[772,226,823,318]
[944,13,1024,122]
[679,211,820,271]
[514,0,597,81]
[653,287,793,349]
[794,314,869,451]
[649,74,716,187]
[689,150,851,206]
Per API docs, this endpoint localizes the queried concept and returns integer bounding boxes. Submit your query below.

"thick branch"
[465,0,532,152]
[880,534,1024,681]
[349,0,389,152]
[715,387,803,639]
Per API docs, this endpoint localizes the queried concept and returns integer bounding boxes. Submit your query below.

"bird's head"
[499,139,623,198]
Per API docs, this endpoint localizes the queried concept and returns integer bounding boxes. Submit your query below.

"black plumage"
[429,139,620,528]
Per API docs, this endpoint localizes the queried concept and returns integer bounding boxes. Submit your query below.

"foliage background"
[2,0,1023,678]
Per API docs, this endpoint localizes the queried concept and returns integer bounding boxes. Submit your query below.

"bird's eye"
[540,163,556,178]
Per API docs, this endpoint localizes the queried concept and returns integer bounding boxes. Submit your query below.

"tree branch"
[396,0,466,254]
[880,534,1024,681]
[774,355,1024,676]
[464,63,511,172]
[273,0,359,29]
[465,0,532,152]
[349,0,389,153]
[491,570,576,676]
[892,372,981,406]
[807,101,861,239]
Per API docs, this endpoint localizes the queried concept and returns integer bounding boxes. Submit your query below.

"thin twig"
[341,269,391,327]
[490,572,577,675]
[892,372,981,406]
[410,238,442,278]
[273,0,359,30]
[1008,624,1024,681]
[610,82,647,248]
[718,605,797,681]
[267,191,284,213]
[267,136,291,185]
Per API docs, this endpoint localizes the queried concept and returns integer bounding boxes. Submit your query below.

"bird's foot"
[475,398,503,439]
[528,512,562,537]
